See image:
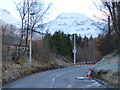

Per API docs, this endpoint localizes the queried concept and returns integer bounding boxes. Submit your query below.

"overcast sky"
[0,0,106,23]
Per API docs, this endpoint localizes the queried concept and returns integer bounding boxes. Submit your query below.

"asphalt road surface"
[3,65,107,88]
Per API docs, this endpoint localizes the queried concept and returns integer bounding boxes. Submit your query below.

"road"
[3,65,107,88]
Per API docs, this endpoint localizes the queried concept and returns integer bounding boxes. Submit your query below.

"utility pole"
[29,11,35,66]
[29,17,32,66]
[108,15,110,34]
[28,0,32,66]
[73,34,76,64]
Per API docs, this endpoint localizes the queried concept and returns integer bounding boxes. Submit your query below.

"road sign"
[72,49,77,53]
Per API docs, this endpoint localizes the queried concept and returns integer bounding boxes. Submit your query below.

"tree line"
[32,31,102,63]
[2,0,119,64]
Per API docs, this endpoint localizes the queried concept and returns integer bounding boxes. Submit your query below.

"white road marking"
[86,82,102,87]
[92,82,102,86]
[51,66,105,88]
[76,77,91,80]
[51,68,83,88]
[86,84,93,87]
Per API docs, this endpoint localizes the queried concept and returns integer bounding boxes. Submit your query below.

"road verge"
[92,51,119,88]
[2,59,72,87]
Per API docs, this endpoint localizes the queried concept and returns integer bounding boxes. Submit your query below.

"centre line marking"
[51,68,82,88]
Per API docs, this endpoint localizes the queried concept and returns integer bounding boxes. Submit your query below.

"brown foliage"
[76,39,102,62]
[32,37,55,64]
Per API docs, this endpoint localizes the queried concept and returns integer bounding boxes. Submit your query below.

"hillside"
[92,51,119,87]
[0,9,107,38]
[43,12,106,38]
[0,9,43,40]
[0,8,21,36]
[0,9,20,27]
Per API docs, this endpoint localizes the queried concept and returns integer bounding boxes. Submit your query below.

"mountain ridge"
[0,9,106,38]
[43,12,106,38]
[0,8,20,27]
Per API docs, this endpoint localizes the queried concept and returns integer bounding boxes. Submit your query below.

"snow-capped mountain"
[0,9,43,40]
[0,8,21,35]
[43,12,106,38]
[0,8,20,27]
[0,9,106,39]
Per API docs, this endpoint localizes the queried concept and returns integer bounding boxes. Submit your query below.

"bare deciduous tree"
[93,0,120,36]
[13,0,52,58]
[14,0,52,46]
[76,39,102,63]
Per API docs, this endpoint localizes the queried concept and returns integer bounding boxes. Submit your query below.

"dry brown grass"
[92,70,119,87]
[2,58,68,86]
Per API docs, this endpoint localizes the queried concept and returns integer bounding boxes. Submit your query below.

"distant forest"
[32,31,118,63]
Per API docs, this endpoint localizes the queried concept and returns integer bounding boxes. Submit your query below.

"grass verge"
[2,59,71,86]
